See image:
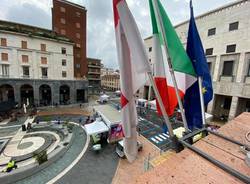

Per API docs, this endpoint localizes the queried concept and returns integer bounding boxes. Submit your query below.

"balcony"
[88,64,101,68]
[88,76,101,81]
[88,70,101,75]
[219,75,235,82]
[22,75,30,78]
[244,76,250,84]
[0,75,9,78]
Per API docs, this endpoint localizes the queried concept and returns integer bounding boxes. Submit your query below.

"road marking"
[163,133,169,137]
[159,134,167,140]
[154,136,163,142]
[150,137,159,144]
[47,122,90,184]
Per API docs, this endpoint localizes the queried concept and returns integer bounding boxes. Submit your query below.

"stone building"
[143,0,250,120]
[87,58,101,94]
[101,74,120,91]
[0,20,88,106]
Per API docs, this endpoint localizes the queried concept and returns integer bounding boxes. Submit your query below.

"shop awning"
[84,120,109,135]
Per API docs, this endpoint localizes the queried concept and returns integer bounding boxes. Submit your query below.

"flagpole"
[190,0,206,127]
[147,71,174,137]
[152,0,190,132]
[198,77,206,125]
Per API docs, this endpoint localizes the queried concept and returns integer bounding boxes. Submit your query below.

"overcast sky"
[0,0,236,69]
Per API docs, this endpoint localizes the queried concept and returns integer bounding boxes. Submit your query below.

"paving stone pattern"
[15,126,86,184]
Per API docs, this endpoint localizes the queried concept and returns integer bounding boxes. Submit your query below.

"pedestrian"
[79,117,83,124]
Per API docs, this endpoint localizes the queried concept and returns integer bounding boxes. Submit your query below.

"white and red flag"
[113,0,151,162]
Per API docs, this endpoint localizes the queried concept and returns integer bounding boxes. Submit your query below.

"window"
[76,33,80,39]
[1,38,7,46]
[41,57,47,64]
[1,64,9,76]
[41,44,46,51]
[149,47,152,52]
[247,60,250,76]
[41,67,48,78]
[208,28,216,36]
[222,60,234,76]
[23,66,29,77]
[76,53,80,58]
[223,97,232,110]
[76,22,81,28]
[76,64,81,68]
[21,41,27,49]
[226,44,236,53]
[205,48,213,56]
[76,43,81,48]
[76,12,81,17]
[229,21,239,31]
[60,29,66,35]
[1,53,8,61]
[60,7,66,13]
[61,47,66,54]
[60,18,66,24]
[22,55,29,63]
[62,71,67,78]
[62,59,66,66]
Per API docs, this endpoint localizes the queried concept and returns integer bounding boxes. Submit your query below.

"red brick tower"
[52,0,87,78]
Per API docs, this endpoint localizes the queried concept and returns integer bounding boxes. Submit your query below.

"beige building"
[143,0,250,121]
[101,74,120,91]
[0,20,88,106]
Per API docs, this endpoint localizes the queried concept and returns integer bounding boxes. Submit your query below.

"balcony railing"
[0,75,10,78]
[22,75,30,78]
[244,75,250,83]
[88,64,101,68]
[219,75,235,82]
[88,70,101,74]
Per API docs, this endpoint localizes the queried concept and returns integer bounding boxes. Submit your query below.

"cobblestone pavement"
[56,143,119,184]
[15,125,87,184]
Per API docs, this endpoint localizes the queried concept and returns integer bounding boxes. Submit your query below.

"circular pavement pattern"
[4,137,45,157]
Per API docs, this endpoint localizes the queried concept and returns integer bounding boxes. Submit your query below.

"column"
[228,96,239,120]
[33,81,39,106]
[14,84,21,107]
[52,82,60,106]
[70,83,75,104]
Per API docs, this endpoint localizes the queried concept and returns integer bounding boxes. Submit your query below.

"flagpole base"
[170,135,184,153]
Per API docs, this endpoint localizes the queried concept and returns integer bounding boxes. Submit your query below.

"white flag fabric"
[113,0,151,162]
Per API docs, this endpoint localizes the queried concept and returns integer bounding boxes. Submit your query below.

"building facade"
[101,74,120,91]
[52,0,87,79]
[87,58,101,94]
[0,20,88,106]
[143,0,250,120]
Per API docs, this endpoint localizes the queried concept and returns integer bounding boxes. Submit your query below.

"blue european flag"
[184,0,213,130]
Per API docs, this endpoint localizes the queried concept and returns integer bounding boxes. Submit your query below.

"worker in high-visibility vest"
[2,159,17,172]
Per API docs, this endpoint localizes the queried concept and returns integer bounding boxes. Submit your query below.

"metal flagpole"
[190,0,206,126]
[198,77,206,125]
[152,0,190,132]
[147,71,174,137]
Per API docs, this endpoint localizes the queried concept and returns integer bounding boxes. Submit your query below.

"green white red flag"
[113,0,151,162]
[149,0,197,116]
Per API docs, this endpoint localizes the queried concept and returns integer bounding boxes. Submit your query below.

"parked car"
[115,140,143,158]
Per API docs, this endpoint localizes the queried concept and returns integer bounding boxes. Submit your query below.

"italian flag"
[149,0,197,116]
